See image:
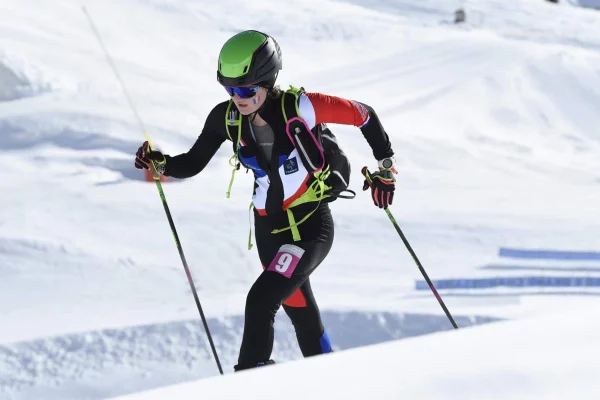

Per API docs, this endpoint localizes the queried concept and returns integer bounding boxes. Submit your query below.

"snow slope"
[112,304,600,400]
[1,0,600,398]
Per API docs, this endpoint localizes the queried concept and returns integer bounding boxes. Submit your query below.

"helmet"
[217,30,282,88]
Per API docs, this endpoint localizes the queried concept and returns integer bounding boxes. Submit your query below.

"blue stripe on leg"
[320,330,332,353]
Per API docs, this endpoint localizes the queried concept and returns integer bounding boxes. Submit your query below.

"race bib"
[267,244,305,278]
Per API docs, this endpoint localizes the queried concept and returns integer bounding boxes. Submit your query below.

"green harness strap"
[271,166,332,241]
[271,86,332,241]
[225,87,333,246]
[225,101,242,199]
[247,202,254,250]
[225,102,256,250]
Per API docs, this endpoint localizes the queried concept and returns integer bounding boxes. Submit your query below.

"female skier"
[134,30,397,371]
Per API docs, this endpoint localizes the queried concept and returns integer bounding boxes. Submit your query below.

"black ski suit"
[161,90,394,370]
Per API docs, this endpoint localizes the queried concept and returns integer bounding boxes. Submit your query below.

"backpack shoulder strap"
[281,85,305,123]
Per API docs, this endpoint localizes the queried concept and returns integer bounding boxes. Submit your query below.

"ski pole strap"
[361,166,374,187]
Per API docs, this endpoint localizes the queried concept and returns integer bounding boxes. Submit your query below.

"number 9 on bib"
[267,244,305,278]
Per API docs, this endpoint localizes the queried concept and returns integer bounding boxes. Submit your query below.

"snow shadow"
[0,121,137,153]
[0,120,166,183]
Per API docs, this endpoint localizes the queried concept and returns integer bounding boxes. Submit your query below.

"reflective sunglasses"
[224,85,261,99]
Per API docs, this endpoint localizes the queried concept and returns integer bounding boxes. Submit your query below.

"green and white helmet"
[217,30,282,88]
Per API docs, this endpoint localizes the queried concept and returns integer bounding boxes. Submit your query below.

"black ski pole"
[82,6,224,374]
[362,167,458,329]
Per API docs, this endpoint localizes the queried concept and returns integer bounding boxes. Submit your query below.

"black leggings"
[235,205,334,370]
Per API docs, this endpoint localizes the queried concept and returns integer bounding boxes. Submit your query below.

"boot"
[234,359,276,372]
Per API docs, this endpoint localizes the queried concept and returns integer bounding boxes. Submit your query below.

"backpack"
[224,86,354,246]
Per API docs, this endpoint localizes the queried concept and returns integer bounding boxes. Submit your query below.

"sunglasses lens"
[224,85,260,99]
[224,86,236,96]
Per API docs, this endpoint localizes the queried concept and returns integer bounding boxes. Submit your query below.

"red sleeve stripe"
[304,92,370,128]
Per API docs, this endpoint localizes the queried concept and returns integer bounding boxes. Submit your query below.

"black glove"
[362,160,396,209]
[135,141,166,174]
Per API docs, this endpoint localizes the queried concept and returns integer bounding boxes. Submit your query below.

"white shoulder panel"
[298,93,316,129]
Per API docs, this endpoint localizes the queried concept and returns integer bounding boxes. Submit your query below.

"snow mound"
[0,59,29,101]
[0,312,498,400]
[111,306,600,400]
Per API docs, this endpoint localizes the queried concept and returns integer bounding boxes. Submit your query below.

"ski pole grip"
[361,166,374,187]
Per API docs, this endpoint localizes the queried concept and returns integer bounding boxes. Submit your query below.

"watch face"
[382,158,393,168]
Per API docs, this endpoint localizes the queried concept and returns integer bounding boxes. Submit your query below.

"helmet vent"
[243,65,248,73]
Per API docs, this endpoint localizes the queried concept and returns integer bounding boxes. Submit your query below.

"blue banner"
[415,276,600,290]
[499,248,600,261]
